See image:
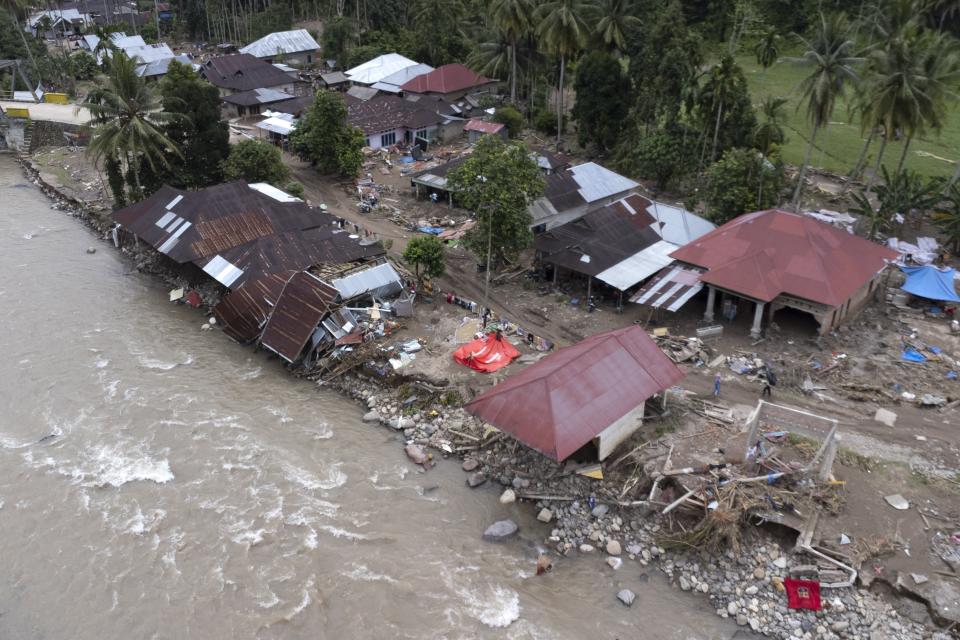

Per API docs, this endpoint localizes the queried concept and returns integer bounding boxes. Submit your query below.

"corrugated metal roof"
[567,162,640,203]
[260,272,339,363]
[646,201,716,245]
[331,262,402,300]
[669,209,898,306]
[347,94,445,135]
[346,85,379,101]
[464,119,504,134]
[595,240,677,290]
[135,54,194,78]
[200,54,292,91]
[215,271,295,343]
[123,43,175,64]
[346,53,419,85]
[400,63,494,94]
[370,63,434,92]
[464,326,684,462]
[256,116,297,135]
[320,71,349,85]
[629,264,705,312]
[240,29,320,58]
[222,87,295,106]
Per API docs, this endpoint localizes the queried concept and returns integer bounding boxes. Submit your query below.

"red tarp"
[784,578,821,611]
[453,332,520,373]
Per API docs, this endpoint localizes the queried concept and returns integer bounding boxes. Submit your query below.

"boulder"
[462,458,479,472]
[362,410,380,423]
[606,540,622,556]
[617,589,636,606]
[537,508,553,523]
[482,519,518,542]
[499,489,516,504]
[467,472,487,488]
[591,504,609,518]
[404,444,429,465]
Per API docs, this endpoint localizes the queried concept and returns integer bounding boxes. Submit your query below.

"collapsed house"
[465,325,684,461]
[535,193,715,303]
[111,180,384,291]
[634,209,898,337]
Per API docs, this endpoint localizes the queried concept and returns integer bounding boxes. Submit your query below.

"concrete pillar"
[704,286,716,322]
[448,191,453,208]
[818,433,839,482]
[750,301,765,339]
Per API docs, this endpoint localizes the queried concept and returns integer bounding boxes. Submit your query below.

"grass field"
[736,53,960,179]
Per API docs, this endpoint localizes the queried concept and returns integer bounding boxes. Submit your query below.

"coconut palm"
[490,0,535,104]
[700,54,743,165]
[535,0,594,148]
[753,26,781,70]
[595,0,640,56]
[83,52,180,200]
[468,32,512,82]
[753,96,788,156]
[790,12,860,211]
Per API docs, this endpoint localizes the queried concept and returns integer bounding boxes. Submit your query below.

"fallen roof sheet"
[464,326,684,461]
[900,265,960,302]
[260,271,339,362]
[630,264,706,311]
[214,270,295,343]
[331,262,402,300]
[240,29,319,58]
[669,209,898,307]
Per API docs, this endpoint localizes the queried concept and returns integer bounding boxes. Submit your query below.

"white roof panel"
[255,116,297,135]
[595,240,677,291]
[568,162,640,203]
[646,201,716,246]
[346,53,419,85]
[203,255,245,287]
[332,263,403,300]
[248,182,301,202]
[240,29,320,58]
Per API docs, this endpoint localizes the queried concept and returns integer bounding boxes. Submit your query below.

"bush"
[534,110,563,136]
[492,106,523,138]
[284,181,305,199]
[221,140,289,186]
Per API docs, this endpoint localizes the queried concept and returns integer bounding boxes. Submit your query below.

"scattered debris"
[884,494,910,511]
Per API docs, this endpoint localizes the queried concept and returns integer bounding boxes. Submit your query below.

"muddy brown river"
[0,156,744,639]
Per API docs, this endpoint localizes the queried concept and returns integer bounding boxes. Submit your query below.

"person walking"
[713,373,722,397]
[761,365,776,397]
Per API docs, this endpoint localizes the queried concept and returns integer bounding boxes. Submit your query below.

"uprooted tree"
[446,136,545,267]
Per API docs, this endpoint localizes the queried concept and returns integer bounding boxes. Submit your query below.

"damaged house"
[634,209,898,337]
[346,93,456,149]
[529,162,640,232]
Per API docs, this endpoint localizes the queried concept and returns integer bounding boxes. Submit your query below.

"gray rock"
[499,489,516,504]
[754,568,766,580]
[679,576,692,591]
[626,544,642,556]
[462,459,479,472]
[773,556,788,569]
[511,476,524,489]
[482,519,518,542]
[467,472,487,488]
[537,508,553,523]
[404,444,429,465]
[591,504,609,518]
[745,585,759,596]
[606,540,622,556]
[607,557,622,570]
[831,621,850,632]
[617,589,636,606]
[728,601,740,615]
[362,410,380,422]
[86,247,96,254]
[578,543,595,553]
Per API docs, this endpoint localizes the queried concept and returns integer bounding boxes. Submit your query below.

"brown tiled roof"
[347,94,446,135]
[200,54,292,91]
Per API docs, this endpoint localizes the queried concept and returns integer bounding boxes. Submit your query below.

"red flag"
[784,578,821,610]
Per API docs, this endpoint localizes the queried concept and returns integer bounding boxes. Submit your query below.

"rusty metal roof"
[400,63,494,94]
[259,272,339,362]
[669,209,898,307]
[464,326,684,461]
[214,271,295,343]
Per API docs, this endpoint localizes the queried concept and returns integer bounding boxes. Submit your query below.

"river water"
[0,156,742,639]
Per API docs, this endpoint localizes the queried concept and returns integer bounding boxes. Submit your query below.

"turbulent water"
[0,156,742,639]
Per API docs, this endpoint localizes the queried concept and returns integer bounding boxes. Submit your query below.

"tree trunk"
[791,123,820,211]
[843,127,875,193]
[556,54,565,149]
[510,39,517,104]
[865,133,888,196]
[710,99,724,164]
[895,134,913,176]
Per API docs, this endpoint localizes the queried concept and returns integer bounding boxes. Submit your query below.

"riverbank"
[15,150,954,639]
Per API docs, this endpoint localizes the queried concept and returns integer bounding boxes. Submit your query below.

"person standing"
[713,373,722,397]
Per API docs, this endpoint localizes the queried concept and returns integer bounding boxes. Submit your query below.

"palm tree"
[595,0,640,56]
[535,0,593,148]
[753,26,781,70]
[753,96,788,156]
[849,190,890,240]
[790,12,860,211]
[468,32,512,82]
[701,54,742,166]
[490,0,535,104]
[83,52,180,200]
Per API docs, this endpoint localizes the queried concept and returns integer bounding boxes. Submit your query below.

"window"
[415,127,429,140]
[306,54,312,63]
[365,137,370,147]
[380,131,397,147]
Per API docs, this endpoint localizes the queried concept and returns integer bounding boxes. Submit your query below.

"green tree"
[572,51,632,153]
[290,91,365,177]
[790,11,860,210]
[490,0,535,103]
[322,16,354,67]
[706,147,784,223]
[157,60,229,189]
[535,0,593,147]
[447,136,545,266]
[753,96,788,155]
[221,140,290,186]
[403,235,446,280]
[493,105,524,138]
[619,117,698,191]
[68,51,99,80]
[753,26,781,69]
[698,53,757,166]
[412,0,468,65]
[84,52,180,203]
[595,0,641,56]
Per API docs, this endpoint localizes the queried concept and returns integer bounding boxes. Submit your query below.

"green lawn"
[737,53,960,179]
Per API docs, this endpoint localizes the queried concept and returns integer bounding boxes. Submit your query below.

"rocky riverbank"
[19,153,951,639]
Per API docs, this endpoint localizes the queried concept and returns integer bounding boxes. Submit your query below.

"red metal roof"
[463,119,504,134]
[669,209,898,307]
[464,326,684,461]
[259,272,339,363]
[400,64,493,94]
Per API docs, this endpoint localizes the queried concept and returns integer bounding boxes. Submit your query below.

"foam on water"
[237,366,262,380]
[316,524,369,541]
[233,528,267,547]
[456,583,521,628]
[137,354,194,371]
[283,462,347,491]
[36,443,175,488]
[343,563,398,584]
[123,506,167,535]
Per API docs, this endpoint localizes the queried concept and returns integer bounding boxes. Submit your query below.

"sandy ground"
[1,101,91,124]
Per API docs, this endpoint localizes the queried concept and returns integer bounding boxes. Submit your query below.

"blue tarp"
[901,265,960,302]
[902,348,927,363]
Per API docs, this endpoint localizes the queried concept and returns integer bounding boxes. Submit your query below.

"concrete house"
[346,93,447,149]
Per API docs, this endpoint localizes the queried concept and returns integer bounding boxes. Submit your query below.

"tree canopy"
[403,235,446,280]
[291,91,365,177]
[221,140,290,186]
